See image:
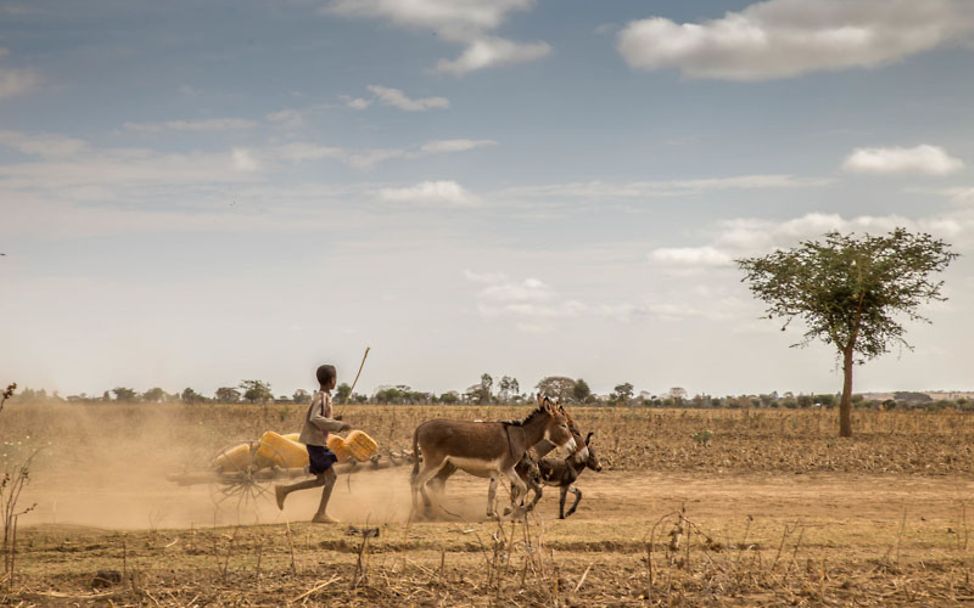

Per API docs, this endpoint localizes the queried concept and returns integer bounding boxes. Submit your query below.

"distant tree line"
[9,374,973,412]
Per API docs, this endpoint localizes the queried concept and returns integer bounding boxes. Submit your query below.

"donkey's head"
[537,396,575,452]
[583,432,603,472]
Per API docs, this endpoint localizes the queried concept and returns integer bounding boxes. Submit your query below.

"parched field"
[2,404,974,606]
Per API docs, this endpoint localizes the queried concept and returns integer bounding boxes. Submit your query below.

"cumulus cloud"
[379,180,478,207]
[435,37,551,75]
[327,0,549,75]
[650,246,732,267]
[419,139,496,154]
[366,85,449,111]
[842,145,964,176]
[617,0,974,80]
[464,271,586,326]
[0,48,40,99]
[650,211,974,272]
[124,118,258,132]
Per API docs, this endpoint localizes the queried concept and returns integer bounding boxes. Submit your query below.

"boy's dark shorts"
[307,445,338,475]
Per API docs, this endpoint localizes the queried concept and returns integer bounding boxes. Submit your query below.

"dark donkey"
[519,431,603,518]
[411,396,576,519]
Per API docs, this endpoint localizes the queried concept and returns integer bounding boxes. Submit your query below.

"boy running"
[275,364,350,524]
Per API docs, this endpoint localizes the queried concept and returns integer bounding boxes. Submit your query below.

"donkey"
[430,404,585,509]
[410,396,576,519]
[519,431,602,518]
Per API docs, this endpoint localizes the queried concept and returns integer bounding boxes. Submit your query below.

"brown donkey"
[410,396,576,519]
[429,404,584,498]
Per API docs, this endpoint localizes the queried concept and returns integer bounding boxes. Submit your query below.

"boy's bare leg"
[275,475,326,510]
[311,468,339,524]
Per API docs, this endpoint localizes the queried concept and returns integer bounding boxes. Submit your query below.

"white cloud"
[366,85,449,111]
[231,148,260,173]
[942,187,974,205]
[378,180,477,207]
[502,174,831,199]
[0,130,88,158]
[464,271,587,324]
[420,139,496,154]
[0,136,263,190]
[617,0,974,80]
[0,48,40,99]
[435,37,551,75]
[345,97,372,110]
[124,118,258,132]
[842,145,964,176]
[650,246,732,267]
[272,142,345,162]
[327,0,549,75]
[347,148,406,169]
[327,0,534,41]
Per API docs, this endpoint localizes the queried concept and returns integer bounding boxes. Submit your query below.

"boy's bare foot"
[311,513,340,524]
[275,486,287,510]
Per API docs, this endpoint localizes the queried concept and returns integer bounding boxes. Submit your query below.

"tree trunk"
[839,346,854,438]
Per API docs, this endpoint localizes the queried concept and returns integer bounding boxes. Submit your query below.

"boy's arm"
[309,393,351,433]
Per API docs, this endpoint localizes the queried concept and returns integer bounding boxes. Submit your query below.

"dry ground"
[2,404,974,606]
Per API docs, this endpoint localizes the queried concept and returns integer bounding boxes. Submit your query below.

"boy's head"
[316,364,337,390]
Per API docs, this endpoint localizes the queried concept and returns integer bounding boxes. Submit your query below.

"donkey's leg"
[430,462,456,496]
[487,475,499,519]
[565,485,582,518]
[558,485,569,519]
[503,467,528,515]
[527,477,544,511]
[411,458,447,519]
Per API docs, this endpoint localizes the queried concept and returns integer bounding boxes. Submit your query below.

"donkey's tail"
[410,426,421,481]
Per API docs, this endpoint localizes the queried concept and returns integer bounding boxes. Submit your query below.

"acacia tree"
[240,380,273,404]
[535,376,577,401]
[738,229,957,437]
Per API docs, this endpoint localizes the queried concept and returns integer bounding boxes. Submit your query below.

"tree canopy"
[738,228,957,436]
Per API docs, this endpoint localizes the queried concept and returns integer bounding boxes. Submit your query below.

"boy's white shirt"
[299,389,344,446]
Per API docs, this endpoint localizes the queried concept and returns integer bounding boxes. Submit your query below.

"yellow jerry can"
[282,432,301,443]
[326,431,377,463]
[213,442,255,472]
[255,431,309,469]
[326,434,352,463]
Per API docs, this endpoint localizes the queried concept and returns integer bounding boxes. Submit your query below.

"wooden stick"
[348,347,371,396]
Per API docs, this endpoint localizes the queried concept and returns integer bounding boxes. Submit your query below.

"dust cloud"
[3,403,473,530]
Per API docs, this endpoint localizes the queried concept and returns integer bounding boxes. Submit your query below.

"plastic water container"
[213,442,255,472]
[326,434,352,463]
[255,431,309,469]
[344,430,378,462]
[282,432,301,443]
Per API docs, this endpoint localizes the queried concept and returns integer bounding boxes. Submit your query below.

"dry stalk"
[222,526,240,583]
[255,537,264,586]
[290,574,341,604]
[285,521,297,575]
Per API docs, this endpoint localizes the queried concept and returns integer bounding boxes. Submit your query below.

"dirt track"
[10,469,974,606]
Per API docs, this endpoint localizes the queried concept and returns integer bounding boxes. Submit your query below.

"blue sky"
[2,0,973,398]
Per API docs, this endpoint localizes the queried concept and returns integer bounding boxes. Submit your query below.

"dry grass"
[2,403,973,606]
[3,402,973,476]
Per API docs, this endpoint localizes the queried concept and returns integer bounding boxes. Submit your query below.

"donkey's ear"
[536,392,545,407]
[585,432,594,445]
